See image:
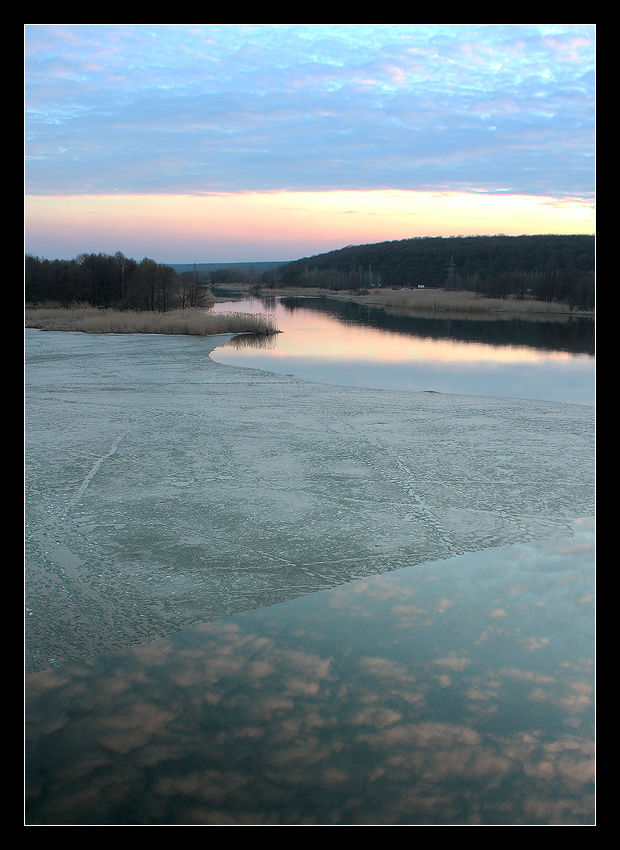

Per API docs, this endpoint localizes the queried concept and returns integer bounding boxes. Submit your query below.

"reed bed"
[25,306,279,337]
[362,288,572,317]
[258,285,584,319]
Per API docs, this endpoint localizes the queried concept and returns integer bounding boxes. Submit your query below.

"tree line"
[268,234,595,310]
[25,235,596,312]
[25,252,209,311]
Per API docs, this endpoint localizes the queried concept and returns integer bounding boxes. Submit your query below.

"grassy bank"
[349,287,578,318]
[24,306,279,337]
[259,286,593,321]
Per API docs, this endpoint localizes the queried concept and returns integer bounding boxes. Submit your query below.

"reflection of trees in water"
[279,297,595,356]
[224,332,280,350]
[258,295,279,310]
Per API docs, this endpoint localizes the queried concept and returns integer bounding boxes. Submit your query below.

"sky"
[24,24,596,263]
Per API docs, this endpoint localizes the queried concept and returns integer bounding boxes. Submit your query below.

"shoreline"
[25,287,595,338]
[219,284,596,323]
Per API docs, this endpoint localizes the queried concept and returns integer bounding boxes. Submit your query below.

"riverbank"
[218,284,594,322]
[327,286,594,320]
[25,289,594,336]
[24,305,279,336]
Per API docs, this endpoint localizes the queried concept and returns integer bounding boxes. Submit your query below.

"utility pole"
[446,256,459,289]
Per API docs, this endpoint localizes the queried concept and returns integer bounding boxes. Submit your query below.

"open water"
[210,295,594,405]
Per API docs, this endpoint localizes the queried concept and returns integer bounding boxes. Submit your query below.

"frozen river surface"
[24,329,595,673]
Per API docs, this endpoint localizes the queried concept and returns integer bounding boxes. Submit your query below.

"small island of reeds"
[24,305,279,337]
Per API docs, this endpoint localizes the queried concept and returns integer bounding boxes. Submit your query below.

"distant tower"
[446,256,459,288]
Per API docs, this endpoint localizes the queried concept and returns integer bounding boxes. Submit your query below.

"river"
[25,317,595,825]
[209,295,595,406]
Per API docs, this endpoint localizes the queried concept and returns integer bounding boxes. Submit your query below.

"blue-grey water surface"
[26,519,594,825]
[25,308,595,825]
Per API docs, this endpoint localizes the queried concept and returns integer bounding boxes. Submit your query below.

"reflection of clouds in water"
[97,702,176,755]
[520,636,550,652]
[465,680,502,704]
[349,706,403,728]
[500,668,556,684]
[154,769,249,803]
[359,656,412,682]
[25,613,595,824]
[26,521,595,825]
[433,651,471,671]
[531,681,594,716]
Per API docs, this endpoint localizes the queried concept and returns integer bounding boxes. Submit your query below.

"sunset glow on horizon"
[25,189,594,264]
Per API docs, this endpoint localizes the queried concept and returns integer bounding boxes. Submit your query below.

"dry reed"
[258,285,583,319]
[25,306,279,337]
[360,288,572,317]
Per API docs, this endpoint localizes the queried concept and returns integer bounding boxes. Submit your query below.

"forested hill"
[271,234,595,308]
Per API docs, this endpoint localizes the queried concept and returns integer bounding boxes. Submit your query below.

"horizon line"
[27,231,596,267]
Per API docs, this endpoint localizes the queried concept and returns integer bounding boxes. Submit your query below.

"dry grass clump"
[366,288,572,317]
[25,306,279,337]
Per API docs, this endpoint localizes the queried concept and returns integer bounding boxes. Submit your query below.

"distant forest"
[25,235,595,311]
[269,234,595,310]
[24,253,285,310]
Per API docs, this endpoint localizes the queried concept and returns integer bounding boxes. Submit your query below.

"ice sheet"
[24,329,595,672]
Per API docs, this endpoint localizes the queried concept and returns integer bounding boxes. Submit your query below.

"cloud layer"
[25,24,595,198]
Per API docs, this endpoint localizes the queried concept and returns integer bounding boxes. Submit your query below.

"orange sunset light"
[25,190,594,261]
